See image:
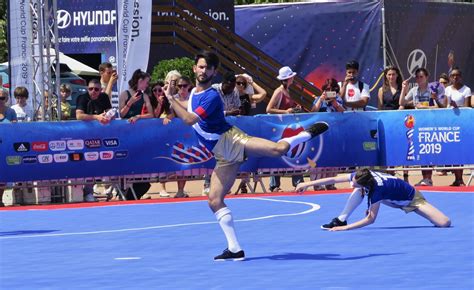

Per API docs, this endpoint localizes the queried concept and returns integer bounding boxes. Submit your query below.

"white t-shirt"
[11,104,34,122]
[445,85,471,107]
[338,81,370,111]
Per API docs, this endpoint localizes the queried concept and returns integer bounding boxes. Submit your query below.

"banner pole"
[381,0,387,69]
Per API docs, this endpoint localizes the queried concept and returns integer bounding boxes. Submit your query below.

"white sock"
[338,188,364,222]
[215,207,242,253]
[278,131,312,154]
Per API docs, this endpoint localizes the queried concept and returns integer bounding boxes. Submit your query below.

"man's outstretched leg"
[244,121,329,158]
[208,162,246,261]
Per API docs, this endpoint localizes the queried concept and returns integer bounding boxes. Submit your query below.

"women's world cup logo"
[404,115,416,161]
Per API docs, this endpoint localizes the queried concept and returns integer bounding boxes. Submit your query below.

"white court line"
[0,197,320,240]
[114,257,142,260]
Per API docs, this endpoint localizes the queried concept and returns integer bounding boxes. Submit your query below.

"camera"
[326,91,336,99]
[137,90,143,96]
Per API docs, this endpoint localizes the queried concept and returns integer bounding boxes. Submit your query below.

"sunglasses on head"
[236,81,247,86]
[153,87,163,93]
[88,87,101,92]
[177,84,189,88]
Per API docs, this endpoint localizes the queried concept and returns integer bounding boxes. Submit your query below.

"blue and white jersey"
[351,171,416,206]
[187,87,232,150]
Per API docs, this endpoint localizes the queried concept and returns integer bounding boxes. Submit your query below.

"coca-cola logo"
[32,142,48,152]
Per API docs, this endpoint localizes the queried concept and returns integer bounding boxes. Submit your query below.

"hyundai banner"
[57,0,117,62]
[0,110,472,183]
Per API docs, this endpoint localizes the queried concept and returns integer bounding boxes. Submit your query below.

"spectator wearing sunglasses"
[164,76,193,198]
[148,80,171,119]
[235,74,267,116]
[76,79,112,125]
[0,89,17,123]
[11,86,34,122]
[147,82,173,198]
[438,73,450,88]
[75,79,114,202]
[444,68,471,187]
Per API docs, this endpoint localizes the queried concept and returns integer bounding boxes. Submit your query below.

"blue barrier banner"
[1,110,473,182]
[379,108,473,166]
[235,2,383,95]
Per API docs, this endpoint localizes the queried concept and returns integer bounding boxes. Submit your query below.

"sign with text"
[0,109,472,183]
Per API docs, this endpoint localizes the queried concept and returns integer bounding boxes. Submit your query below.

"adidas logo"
[14,142,30,152]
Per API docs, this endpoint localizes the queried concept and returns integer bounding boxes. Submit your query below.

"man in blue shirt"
[167,51,329,261]
[296,169,451,231]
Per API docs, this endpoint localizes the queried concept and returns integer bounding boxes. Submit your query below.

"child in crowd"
[11,86,34,122]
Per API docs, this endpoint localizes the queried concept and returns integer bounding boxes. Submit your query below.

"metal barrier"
[2,165,472,206]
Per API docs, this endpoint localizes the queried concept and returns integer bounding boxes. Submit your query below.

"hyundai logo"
[407,49,427,78]
[57,10,71,29]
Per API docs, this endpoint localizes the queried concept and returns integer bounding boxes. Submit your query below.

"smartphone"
[137,90,143,96]
[326,91,336,99]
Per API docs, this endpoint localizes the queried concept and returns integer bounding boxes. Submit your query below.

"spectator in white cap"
[266,66,304,192]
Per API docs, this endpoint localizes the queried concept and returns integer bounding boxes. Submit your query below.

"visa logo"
[103,138,119,147]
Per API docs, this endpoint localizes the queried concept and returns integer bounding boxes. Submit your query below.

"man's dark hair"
[346,60,359,71]
[222,71,236,83]
[450,66,462,76]
[415,67,429,77]
[88,79,101,86]
[195,50,220,69]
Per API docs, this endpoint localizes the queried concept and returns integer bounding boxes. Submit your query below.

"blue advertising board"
[1,109,472,183]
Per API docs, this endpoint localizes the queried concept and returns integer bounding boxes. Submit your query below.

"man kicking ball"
[166,50,329,261]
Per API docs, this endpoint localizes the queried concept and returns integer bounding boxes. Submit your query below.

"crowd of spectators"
[1,57,473,206]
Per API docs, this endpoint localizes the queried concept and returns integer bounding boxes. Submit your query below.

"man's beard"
[197,74,213,85]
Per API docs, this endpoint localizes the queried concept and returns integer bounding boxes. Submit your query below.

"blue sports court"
[1,190,472,289]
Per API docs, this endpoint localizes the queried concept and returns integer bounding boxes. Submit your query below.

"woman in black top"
[377,66,402,110]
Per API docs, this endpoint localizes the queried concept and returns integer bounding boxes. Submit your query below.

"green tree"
[150,57,195,83]
[0,0,7,62]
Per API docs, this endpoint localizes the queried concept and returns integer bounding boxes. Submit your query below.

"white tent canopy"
[57,52,99,76]
[2,51,99,76]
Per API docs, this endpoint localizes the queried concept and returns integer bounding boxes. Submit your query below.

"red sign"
[32,142,48,152]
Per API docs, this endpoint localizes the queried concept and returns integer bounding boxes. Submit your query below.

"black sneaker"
[305,121,329,138]
[214,248,245,261]
[321,217,347,230]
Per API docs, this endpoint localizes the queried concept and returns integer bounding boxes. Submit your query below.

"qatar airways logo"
[57,9,116,29]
